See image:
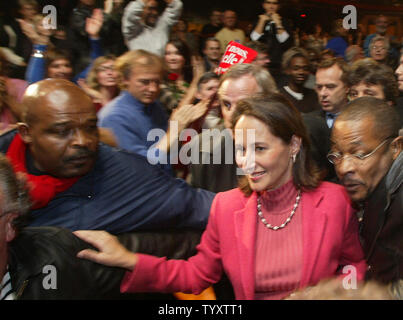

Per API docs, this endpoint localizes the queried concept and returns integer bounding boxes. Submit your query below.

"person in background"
[246,41,271,71]
[202,37,222,72]
[122,0,183,56]
[195,72,221,130]
[102,0,128,56]
[369,35,397,70]
[363,15,399,59]
[23,9,104,84]
[98,49,207,174]
[159,39,196,114]
[200,8,222,42]
[74,93,366,300]
[170,18,199,55]
[189,63,278,194]
[279,47,320,114]
[302,58,350,181]
[66,0,116,74]
[348,58,399,106]
[345,45,364,65]
[250,0,293,83]
[0,0,39,79]
[325,19,348,59]
[78,54,120,111]
[215,10,246,51]
[301,39,324,90]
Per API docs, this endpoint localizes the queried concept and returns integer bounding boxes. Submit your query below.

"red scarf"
[6,133,79,209]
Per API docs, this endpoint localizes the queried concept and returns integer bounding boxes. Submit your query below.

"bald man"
[0,79,214,233]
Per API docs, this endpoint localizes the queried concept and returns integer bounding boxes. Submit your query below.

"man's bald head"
[22,79,94,126]
[18,79,99,178]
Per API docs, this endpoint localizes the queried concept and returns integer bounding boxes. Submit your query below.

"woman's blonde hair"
[86,54,117,90]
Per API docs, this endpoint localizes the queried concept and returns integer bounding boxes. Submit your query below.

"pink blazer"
[121,182,367,299]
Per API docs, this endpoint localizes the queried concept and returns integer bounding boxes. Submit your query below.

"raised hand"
[17,18,49,45]
[170,100,209,131]
[86,8,104,38]
[191,55,205,80]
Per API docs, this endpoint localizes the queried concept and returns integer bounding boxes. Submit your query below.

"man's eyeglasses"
[327,138,391,165]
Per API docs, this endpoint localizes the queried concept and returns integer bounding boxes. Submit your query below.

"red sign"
[216,41,258,75]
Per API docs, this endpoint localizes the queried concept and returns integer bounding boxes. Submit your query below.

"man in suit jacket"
[303,58,350,181]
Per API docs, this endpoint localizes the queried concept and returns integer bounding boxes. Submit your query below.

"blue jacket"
[325,36,348,59]
[0,130,215,233]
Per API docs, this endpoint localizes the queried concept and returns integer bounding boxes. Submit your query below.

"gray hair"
[219,63,278,94]
[370,35,390,51]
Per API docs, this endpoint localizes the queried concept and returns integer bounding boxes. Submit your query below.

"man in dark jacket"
[0,152,202,299]
[0,79,214,234]
[303,57,350,181]
[330,97,402,299]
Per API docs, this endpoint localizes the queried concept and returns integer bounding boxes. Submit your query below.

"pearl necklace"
[257,189,301,231]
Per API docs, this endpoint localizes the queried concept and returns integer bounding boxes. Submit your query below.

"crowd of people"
[0,0,402,301]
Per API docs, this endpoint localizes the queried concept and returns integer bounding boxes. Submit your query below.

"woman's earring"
[292,154,296,163]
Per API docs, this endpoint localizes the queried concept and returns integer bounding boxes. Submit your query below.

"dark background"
[2,0,403,34]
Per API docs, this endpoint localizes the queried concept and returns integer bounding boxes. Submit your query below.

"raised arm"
[122,0,147,42]
[160,0,183,27]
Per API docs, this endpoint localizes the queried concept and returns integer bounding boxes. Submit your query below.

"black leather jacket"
[361,152,403,284]
[8,227,202,299]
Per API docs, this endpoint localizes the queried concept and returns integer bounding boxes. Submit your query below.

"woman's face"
[370,40,388,62]
[47,59,73,80]
[96,60,118,87]
[165,43,185,74]
[234,115,297,192]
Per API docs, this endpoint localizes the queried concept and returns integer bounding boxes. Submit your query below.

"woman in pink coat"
[74,94,366,300]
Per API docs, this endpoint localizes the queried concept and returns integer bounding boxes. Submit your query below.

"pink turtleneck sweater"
[254,180,303,300]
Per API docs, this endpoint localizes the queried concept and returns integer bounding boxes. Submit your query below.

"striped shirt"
[1,268,15,300]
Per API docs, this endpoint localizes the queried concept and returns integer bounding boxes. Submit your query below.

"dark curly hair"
[348,58,398,105]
